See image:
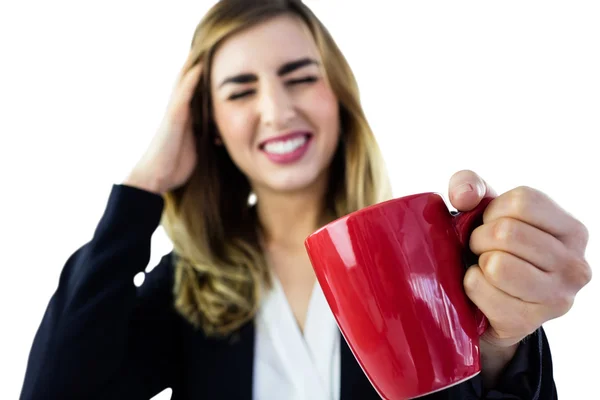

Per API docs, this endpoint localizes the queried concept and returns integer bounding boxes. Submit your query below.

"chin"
[259,169,326,194]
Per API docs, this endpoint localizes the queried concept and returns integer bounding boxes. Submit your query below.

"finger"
[177,49,203,80]
[464,265,542,341]
[448,169,498,212]
[478,250,555,303]
[170,62,203,112]
[179,62,204,100]
[470,216,567,272]
[482,186,589,252]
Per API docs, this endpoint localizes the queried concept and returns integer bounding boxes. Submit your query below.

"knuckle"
[463,266,481,295]
[579,222,590,244]
[552,294,574,318]
[480,252,504,286]
[509,186,536,218]
[573,219,590,247]
[469,225,486,253]
[567,255,593,288]
[492,217,518,244]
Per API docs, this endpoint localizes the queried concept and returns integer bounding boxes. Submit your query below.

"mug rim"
[305,191,447,242]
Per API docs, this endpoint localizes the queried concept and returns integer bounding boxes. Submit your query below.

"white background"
[1,1,598,399]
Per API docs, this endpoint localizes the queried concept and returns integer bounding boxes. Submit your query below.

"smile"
[259,131,313,164]
[264,135,307,154]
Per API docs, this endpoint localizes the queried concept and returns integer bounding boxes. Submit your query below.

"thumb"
[448,170,497,211]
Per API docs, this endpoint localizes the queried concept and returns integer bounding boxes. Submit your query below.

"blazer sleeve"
[482,327,556,399]
[447,327,557,399]
[20,184,183,400]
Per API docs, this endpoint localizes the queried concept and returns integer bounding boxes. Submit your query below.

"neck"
[255,177,330,251]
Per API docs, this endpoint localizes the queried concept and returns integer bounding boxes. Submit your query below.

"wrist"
[479,338,520,389]
[123,172,164,195]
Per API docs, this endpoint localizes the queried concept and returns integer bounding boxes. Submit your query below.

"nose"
[258,81,296,129]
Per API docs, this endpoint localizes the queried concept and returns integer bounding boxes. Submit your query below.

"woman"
[20,0,591,399]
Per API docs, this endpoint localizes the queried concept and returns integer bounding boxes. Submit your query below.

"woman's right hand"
[124,55,203,195]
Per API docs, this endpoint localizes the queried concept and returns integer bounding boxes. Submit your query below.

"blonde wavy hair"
[161,0,393,337]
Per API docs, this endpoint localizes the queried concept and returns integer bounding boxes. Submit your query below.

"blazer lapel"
[188,322,381,400]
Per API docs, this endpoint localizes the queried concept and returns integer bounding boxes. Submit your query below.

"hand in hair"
[124,53,203,194]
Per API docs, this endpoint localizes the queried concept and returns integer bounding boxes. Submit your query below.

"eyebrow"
[218,57,319,88]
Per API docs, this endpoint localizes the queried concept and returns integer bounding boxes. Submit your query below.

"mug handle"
[451,196,494,336]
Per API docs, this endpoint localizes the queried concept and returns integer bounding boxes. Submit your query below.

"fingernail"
[456,183,474,195]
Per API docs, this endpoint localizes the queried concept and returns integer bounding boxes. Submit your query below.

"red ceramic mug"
[304,192,494,399]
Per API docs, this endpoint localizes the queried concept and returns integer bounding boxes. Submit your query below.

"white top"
[253,276,341,400]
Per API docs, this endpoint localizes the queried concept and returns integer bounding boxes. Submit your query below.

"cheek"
[214,105,254,147]
[306,82,339,134]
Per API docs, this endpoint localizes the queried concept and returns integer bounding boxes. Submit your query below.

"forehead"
[211,14,321,84]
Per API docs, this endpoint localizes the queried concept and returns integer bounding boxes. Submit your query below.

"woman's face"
[210,14,340,195]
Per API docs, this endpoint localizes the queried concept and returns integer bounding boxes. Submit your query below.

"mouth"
[258,131,314,164]
[259,131,313,154]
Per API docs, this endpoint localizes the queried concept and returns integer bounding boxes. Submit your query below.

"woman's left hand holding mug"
[448,169,592,386]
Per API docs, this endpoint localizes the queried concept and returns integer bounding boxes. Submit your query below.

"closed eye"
[286,76,318,85]
[228,90,255,101]
[227,76,318,101]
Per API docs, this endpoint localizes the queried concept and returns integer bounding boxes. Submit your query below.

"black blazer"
[20,185,557,400]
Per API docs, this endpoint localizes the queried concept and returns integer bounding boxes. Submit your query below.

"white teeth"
[263,136,307,155]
